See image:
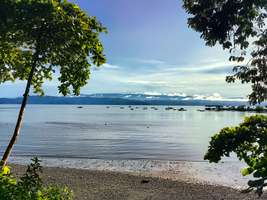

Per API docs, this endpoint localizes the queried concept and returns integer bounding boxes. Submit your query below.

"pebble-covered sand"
[11,164,266,200]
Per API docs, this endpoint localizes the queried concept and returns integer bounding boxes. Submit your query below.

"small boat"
[165,107,174,110]
[150,107,158,110]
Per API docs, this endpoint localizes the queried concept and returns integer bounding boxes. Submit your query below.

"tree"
[204,115,267,196]
[183,0,267,104]
[0,0,106,167]
[183,0,267,195]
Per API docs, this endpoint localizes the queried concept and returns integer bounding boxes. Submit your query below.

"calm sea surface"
[0,105,254,161]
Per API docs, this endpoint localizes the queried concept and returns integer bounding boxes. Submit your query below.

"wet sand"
[9,157,251,189]
[11,164,265,200]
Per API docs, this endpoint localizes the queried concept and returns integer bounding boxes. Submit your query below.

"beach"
[10,164,264,200]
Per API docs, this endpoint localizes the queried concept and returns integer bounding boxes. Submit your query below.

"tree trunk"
[1,53,38,168]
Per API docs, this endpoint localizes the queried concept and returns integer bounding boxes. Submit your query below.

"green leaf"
[242,167,253,176]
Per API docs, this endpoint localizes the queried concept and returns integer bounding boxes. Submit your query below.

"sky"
[0,0,251,98]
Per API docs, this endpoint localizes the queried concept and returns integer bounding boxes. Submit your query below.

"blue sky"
[0,0,251,98]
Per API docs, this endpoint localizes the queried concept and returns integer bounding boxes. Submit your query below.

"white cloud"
[166,92,187,97]
[85,59,250,98]
[133,58,165,65]
[193,93,223,101]
[163,59,246,73]
[122,80,167,85]
[102,63,120,69]
[144,91,162,96]
[189,93,247,101]
[1,58,249,98]
[92,63,120,71]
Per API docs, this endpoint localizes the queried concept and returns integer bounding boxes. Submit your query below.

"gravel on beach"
[10,164,266,200]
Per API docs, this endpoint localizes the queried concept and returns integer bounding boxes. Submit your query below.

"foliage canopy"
[183,0,267,104]
[0,0,106,96]
[204,115,267,196]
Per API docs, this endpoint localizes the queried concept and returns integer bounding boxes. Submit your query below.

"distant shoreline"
[0,94,256,106]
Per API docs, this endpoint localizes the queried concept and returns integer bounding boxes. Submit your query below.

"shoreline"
[9,156,250,189]
[10,164,264,200]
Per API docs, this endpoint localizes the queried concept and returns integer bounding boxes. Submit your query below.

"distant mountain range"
[0,93,257,106]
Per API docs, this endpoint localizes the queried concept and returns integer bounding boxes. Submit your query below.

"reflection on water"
[0,105,254,161]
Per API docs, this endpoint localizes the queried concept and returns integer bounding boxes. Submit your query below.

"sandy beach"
[10,164,265,200]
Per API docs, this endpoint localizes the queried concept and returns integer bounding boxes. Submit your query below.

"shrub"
[204,115,267,196]
[0,157,73,200]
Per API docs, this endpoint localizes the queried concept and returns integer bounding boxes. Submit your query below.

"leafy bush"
[0,157,73,200]
[204,115,267,196]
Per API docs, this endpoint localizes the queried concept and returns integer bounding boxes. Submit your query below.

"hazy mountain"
[0,93,254,106]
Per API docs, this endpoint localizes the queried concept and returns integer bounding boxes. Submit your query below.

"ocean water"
[0,105,258,187]
[0,105,252,161]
